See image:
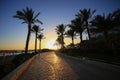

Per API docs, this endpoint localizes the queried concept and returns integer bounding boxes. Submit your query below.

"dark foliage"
[0,63,15,79]
[0,53,35,79]
[59,32,120,65]
[12,53,35,67]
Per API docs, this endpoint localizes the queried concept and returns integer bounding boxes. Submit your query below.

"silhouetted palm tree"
[76,8,96,40]
[91,13,114,40]
[32,25,39,53]
[55,24,66,48]
[54,40,60,49]
[66,29,75,45]
[71,17,84,43]
[112,9,120,29]
[13,7,42,53]
[37,33,44,51]
[56,36,63,48]
[32,25,43,53]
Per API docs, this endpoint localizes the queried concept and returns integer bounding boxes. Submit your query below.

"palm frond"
[35,19,43,24]
[34,12,40,20]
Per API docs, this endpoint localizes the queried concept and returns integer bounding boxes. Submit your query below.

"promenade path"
[17,51,120,80]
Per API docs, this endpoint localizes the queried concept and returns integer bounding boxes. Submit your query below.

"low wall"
[2,54,38,80]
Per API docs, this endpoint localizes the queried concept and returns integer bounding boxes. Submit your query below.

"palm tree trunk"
[71,36,74,45]
[35,32,37,53]
[80,32,83,43]
[61,33,64,48]
[86,21,91,40]
[71,36,74,48]
[39,39,41,51]
[25,24,31,53]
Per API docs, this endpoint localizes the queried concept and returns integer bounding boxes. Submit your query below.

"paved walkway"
[17,52,79,80]
[17,51,120,80]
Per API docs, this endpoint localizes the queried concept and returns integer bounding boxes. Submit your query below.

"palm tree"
[91,13,114,40]
[56,36,63,48]
[37,33,44,51]
[55,24,66,48]
[13,7,42,53]
[76,8,96,40]
[66,29,75,45]
[54,40,60,49]
[67,22,77,45]
[71,17,84,43]
[112,9,120,29]
[32,25,39,53]
[32,25,43,53]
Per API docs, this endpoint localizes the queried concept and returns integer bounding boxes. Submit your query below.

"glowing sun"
[46,39,57,50]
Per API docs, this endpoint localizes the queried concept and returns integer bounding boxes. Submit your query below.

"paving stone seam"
[40,57,58,80]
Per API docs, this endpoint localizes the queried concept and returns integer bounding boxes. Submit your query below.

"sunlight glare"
[46,39,57,50]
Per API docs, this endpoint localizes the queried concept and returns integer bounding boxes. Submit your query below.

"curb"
[2,54,38,80]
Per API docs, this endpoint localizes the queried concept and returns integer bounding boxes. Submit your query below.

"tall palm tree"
[54,39,60,49]
[91,13,114,40]
[112,9,120,29]
[55,36,63,48]
[71,17,84,43]
[76,8,96,40]
[37,33,44,51]
[32,25,43,53]
[55,24,66,48]
[13,7,42,53]
[32,25,39,53]
[66,29,75,45]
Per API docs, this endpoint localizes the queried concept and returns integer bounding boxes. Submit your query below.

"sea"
[0,50,34,56]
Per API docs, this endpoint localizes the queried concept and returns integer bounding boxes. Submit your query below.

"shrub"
[0,53,36,79]
[0,63,15,79]
[12,53,35,67]
[2,63,15,73]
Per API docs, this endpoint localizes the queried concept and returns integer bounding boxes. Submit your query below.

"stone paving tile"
[17,52,79,80]
[42,52,79,80]
[17,52,120,80]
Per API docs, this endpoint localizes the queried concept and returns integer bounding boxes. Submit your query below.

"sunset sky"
[0,0,120,50]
